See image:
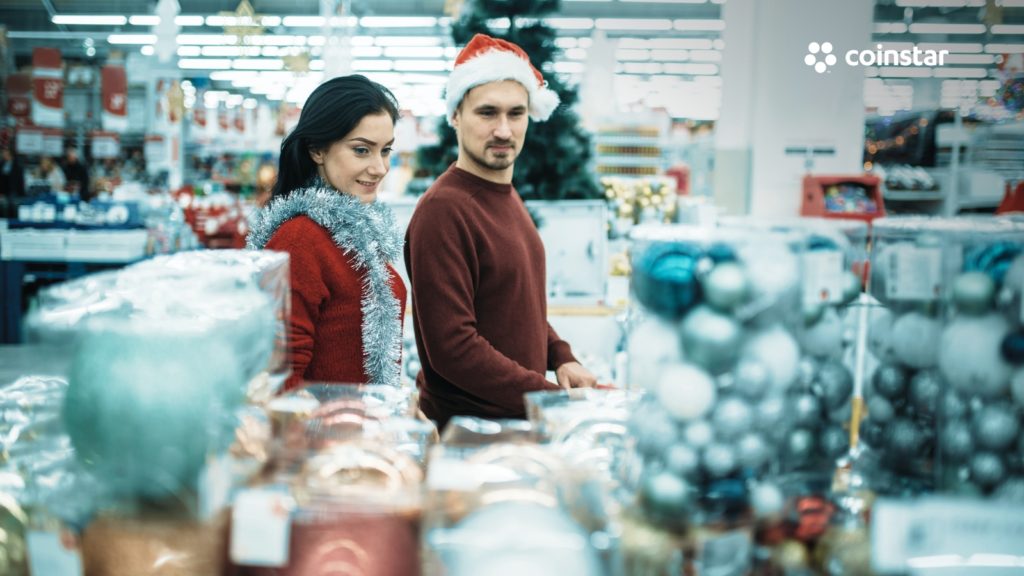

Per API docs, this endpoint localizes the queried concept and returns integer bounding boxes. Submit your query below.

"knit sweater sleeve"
[546,323,578,371]
[407,196,559,411]
[265,218,331,388]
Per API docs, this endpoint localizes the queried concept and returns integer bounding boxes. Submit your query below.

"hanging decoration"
[221,0,265,45]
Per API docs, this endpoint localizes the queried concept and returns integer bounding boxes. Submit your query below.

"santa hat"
[445,33,560,125]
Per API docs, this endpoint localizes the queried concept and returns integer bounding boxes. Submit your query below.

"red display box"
[800,174,886,223]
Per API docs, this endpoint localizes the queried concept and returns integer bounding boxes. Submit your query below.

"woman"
[38,155,66,192]
[247,75,405,390]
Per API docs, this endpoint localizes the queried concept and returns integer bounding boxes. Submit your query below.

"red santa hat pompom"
[445,33,560,126]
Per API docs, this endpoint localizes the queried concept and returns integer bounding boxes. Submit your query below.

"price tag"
[886,245,941,301]
[803,249,845,304]
[872,497,1024,573]
[697,529,752,576]
[27,530,83,576]
[16,129,43,155]
[230,487,294,567]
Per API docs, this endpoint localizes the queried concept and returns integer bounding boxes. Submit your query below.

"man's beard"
[466,142,517,171]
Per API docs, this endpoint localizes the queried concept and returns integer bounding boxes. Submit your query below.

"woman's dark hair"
[273,74,399,198]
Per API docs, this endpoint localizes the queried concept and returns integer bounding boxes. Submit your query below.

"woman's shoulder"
[265,215,334,248]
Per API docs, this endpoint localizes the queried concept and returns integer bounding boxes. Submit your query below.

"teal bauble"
[64,321,244,499]
[839,270,862,306]
[799,308,844,359]
[891,311,941,370]
[938,314,1012,399]
[681,305,742,374]
[701,262,749,312]
[632,242,703,320]
[641,471,695,526]
[952,271,995,315]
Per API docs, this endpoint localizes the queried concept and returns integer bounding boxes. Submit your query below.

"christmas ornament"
[1012,369,1024,407]
[940,420,974,462]
[632,407,680,456]
[683,420,715,449]
[65,325,244,498]
[755,395,788,432]
[702,442,738,478]
[773,541,809,571]
[970,452,1007,489]
[952,271,995,315]
[943,391,970,420]
[994,478,1024,502]
[938,314,1013,399]
[449,502,601,576]
[973,405,1020,451]
[799,309,844,359]
[628,317,683,390]
[742,326,801,392]
[707,243,737,262]
[736,433,771,470]
[797,357,819,390]
[867,308,898,364]
[701,262,749,312]
[803,299,826,326]
[642,471,695,524]
[680,306,742,374]
[657,363,717,422]
[866,395,896,423]
[1000,332,1024,365]
[734,360,771,400]
[815,359,854,410]
[632,242,703,319]
[840,270,862,306]
[891,312,942,369]
[664,443,700,478]
[750,482,785,519]
[964,241,1022,285]
[908,370,942,418]
[828,398,853,424]
[711,396,754,440]
[820,426,849,459]
[785,428,816,463]
[737,242,800,312]
[860,420,885,447]
[872,363,909,400]
[790,394,823,428]
[886,418,925,457]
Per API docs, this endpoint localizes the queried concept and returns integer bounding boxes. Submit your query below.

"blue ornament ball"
[632,242,703,319]
[964,242,1022,286]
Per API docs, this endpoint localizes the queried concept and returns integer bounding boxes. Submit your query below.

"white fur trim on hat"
[445,50,560,125]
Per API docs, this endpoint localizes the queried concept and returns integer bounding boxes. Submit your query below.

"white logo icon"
[805,42,837,74]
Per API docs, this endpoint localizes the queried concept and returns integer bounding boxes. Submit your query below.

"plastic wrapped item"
[863,216,1024,496]
[233,440,423,576]
[439,416,537,446]
[24,250,281,394]
[423,442,607,576]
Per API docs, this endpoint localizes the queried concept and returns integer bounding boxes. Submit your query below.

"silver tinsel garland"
[247,179,404,386]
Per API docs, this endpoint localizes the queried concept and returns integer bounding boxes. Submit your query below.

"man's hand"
[555,362,597,390]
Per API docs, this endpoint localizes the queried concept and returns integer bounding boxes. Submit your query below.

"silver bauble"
[702,442,738,477]
[866,396,896,424]
[867,307,897,364]
[736,433,771,470]
[891,312,942,370]
[887,418,925,457]
[664,443,700,478]
[994,478,1024,502]
[756,395,788,432]
[820,426,850,459]
[734,359,771,400]
[789,393,823,428]
[632,407,680,456]
[785,428,816,462]
[750,482,785,519]
[942,391,969,420]
[628,317,684,390]
[908,370,942,418]
[701,261,750,312]
[657,362,717,422]
[938,314,1013,399]
[683,420,715,449]
[872,363,909,400]
[711,396,754,440]
[940,420,974,462]
[1012,369,1024,407]
[742,325,801,393]
[681,306,743,374]
[973,405,1021,452]
[952,271,996,315]
[800,308,844,359]
[970,452,1006,489]
[816,359,854,410]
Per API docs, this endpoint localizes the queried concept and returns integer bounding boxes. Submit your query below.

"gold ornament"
[283,52,311,73]
[221,0,265,45]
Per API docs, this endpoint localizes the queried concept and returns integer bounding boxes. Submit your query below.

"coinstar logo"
[805,42,949,73]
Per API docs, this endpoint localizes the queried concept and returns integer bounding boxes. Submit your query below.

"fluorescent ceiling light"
[375,36,440,47]
[261,16,281,26]
[245,35,306,46]
[177,46,201,56]
[689,50,722,62]
[991,25,1024,34]
[233,58,284,70]
[674,19,725,31]
[908,23,986,34]
[622,62,663,74]
[393,60,450,72]
[282,16,324,27]
[244,98,258,109]
[384,46,445,58]
[555,38,577,48]
[53,15,127,25]
[210,71,251,80]
[621,0,707,3]
[919,42,983,52]
[986,43,1024,53]
[650,49,689,61]
[129,15,159,26]
[565,48,587,60]
[400,73,447,84]
[596,18,672,31]
[932,67,989,78]
[175,16,205,26]
[875,23,909,34]
[943,53,995,64]
[309,60,325,70]
[640,38,715,50]
[140,45,154,56]
[351,46,384,57]
[108,33,156,45]
[487,18,511,29]
[663,63,719,75]
[360,17,437,27]
[177,34,238,45]
[352,60,394,71]
[545,18,594,30]
[617,49,650,61]
[179,58,233,70]
[553,62,586,74]
[203,46,261,57]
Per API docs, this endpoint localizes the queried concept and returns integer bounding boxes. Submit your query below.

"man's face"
[66,148,79,163]
[452,80,529,177]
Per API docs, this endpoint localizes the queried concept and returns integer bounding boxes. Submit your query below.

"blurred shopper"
[63,146,91,199]
[37,156,66,192]
[1,146,26,217]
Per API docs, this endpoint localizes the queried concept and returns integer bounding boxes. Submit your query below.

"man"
[405,34,597,430]
[63,146,91,200]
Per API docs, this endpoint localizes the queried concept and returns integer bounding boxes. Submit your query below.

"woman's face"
[310,112,394,204]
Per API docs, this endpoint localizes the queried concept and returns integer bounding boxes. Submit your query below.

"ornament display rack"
[592,123,665,178]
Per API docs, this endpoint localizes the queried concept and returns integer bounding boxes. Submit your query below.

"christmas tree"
[417,0,601,201]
